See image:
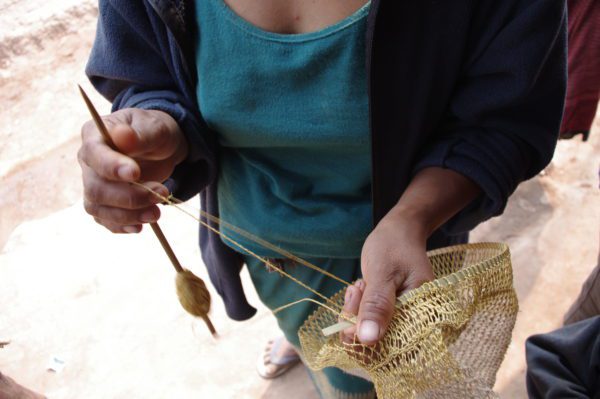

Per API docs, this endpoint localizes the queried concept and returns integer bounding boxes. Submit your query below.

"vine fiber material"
[298,243,518,399]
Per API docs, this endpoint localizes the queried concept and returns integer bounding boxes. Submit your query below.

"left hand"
[341,215,435,345]
[341,167,480,345]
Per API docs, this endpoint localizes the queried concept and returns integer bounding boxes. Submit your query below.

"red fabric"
[561,0,600,135]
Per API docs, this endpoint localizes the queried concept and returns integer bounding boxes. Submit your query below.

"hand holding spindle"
[78,85,216,336]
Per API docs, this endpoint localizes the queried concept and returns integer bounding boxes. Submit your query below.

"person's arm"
[383,168,481,241]
[413,0,568,235]
[352,167,480,344]
[79,2,216,233]
[346,0,568,344]
[85,1,216,201]
[79,1,218,233]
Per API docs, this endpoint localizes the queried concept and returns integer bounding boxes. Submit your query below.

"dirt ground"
[0,1,599,398]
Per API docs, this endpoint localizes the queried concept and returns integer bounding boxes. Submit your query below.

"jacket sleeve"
[85,1,216,200]
[525,316,600,398]
[414,0,567,233]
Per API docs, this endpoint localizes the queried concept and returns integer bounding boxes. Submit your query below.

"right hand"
[78,108,189,233]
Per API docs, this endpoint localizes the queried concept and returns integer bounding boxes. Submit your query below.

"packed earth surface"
[1,1,599,398]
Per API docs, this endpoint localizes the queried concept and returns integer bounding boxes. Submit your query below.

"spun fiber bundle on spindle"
[175,269,216,336]
[176,269,211,317]
[298,243,518,399]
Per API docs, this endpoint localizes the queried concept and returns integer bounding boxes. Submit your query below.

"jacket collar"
[146,0,197,85]
[147,0,191,46]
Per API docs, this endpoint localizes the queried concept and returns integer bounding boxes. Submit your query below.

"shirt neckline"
[215,0,371,43]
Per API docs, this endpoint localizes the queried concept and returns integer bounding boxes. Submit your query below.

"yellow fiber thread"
[136,183,350,287]
[133,182,343,311]
[133,183,518,399]
[272,298,353,321]
[198,209,350,287]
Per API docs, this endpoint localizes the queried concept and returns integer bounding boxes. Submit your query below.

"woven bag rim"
[396,242,509,306]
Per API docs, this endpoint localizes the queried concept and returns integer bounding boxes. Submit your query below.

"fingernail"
[140,211,157,223]
[356,280,365,291]
[358,320,380,343]
[123,225,140,234]
[344,287,354,304]
[118,166,136,181]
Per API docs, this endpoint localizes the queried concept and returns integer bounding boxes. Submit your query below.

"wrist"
[382,167,481,238]
[382,204,435,240]
[376,208,430,245]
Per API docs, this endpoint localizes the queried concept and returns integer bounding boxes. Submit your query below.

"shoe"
[256,336,301,379]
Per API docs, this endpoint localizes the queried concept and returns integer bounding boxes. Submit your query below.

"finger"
[80,120,141,182]
[340,282,364,344]
[83,165,169,209]
[356,279,397,345]
[137,158,179,183]
[355,279,365,293]
[85,201,161,225]
[112,110,185,161]
[344,281,364,314]
[93,217,142,234]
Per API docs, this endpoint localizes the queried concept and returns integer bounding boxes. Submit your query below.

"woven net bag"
[298,243,518,399]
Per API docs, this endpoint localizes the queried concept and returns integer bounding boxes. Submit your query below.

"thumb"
[356,280,397,345]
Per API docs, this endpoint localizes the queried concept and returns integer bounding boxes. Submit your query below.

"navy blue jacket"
[86,0,567,321]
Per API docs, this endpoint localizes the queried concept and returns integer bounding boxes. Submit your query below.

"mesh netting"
[298,243,518,399]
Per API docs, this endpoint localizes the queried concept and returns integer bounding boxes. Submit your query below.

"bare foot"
[0,372,46,399]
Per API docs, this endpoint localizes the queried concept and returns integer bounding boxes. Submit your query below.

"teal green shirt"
[195,0,372,258]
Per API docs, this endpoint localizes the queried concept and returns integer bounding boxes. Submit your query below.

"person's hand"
[342,215,435,345]
[78,108,189,233]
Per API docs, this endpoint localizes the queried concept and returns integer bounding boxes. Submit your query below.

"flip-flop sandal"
[256,336,301,379]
